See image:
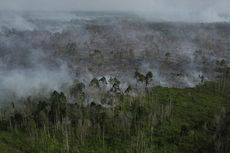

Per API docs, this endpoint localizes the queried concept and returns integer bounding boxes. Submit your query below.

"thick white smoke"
[0,65,73,101]
[0,7,229,103]
[0,48,74,103]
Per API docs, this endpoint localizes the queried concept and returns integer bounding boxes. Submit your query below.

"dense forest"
[0,66,229,153]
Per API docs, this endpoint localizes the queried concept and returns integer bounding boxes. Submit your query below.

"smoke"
[0,12,75,103]
[0,12,37,32]
[135,0,230,22]
[0,5,229,103]
[0,46,74,103]
[0,0,230,22]
[0,65,73,102]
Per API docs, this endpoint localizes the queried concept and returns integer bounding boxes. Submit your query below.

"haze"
[0,0,230,22]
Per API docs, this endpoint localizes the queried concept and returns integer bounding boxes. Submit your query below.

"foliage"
[0,72,230,153]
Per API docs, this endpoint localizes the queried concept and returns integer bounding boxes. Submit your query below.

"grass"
[0,82,229,153]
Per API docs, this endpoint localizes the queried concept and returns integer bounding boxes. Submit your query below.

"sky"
[0,0,228,12]
[0,0,230,22]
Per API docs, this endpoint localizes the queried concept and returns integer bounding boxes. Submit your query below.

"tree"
[70,80,86,103]
[199,75,204,83]
[125,85,132,94]
[34,101,49,127]
[90,78,100,88]
[145,71,153,87]
[109,77,121,93]
[134,70,145,83]
[49,91,67,124]
[135,70,153,87]
[134,70,153,93]
[99,77,107,85]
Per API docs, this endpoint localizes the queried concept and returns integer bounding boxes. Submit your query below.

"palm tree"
[134,70,153,92]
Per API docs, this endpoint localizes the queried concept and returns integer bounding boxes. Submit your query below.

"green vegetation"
[0,69,229,153]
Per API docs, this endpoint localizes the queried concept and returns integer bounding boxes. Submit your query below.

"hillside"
[0,11,230,153]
